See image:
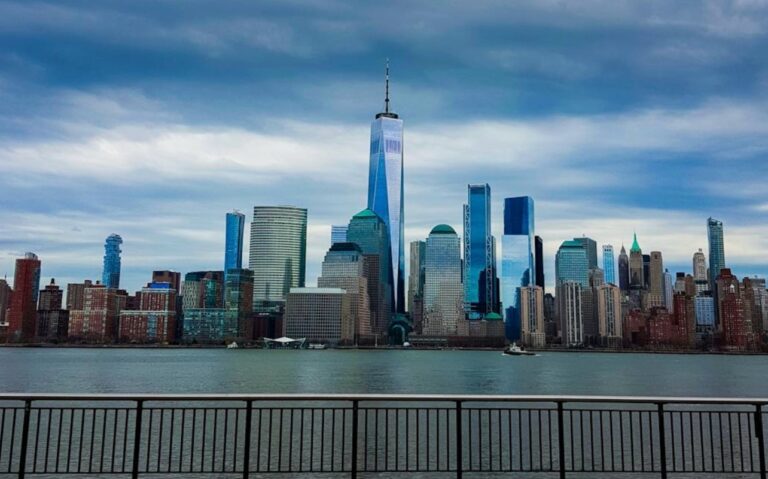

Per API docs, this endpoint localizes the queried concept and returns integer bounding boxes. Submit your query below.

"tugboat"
[503,343,535,356]
[227,342,239,349]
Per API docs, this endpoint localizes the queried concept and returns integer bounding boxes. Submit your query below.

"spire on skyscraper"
[631,232,641,253]
[376,59,399,119]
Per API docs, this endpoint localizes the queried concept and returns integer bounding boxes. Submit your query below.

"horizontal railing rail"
[0,394,766,478]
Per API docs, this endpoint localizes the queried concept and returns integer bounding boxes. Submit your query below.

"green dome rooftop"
[430,224,456,235]
[353,208,378,219]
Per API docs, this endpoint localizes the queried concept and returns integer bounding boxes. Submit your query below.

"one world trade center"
[367,61,405,314]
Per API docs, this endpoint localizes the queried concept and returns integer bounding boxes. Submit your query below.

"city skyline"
[1,2,768,294]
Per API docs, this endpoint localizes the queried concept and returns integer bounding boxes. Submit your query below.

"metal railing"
[0,393,766,477]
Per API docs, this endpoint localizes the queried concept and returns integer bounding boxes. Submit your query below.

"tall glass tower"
[225,210,245,272]
[502,196,535,341]
[707,217,725,284]
[602,244,616,285]
[423,225,463,336]
[367,61,405,313]
[102,234,123,289]
[463,184,497,319]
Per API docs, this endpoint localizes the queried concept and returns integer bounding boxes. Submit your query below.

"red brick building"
[118,283,176,343]
[6,253,41,342]
[716,269,755,351]
[68,285,126,342]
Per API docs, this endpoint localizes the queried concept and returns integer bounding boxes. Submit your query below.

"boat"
[308,343,327,350]
[227,342,239,349]
[503,343,535,356]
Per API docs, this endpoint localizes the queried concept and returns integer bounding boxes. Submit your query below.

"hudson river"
[2,348,767,397]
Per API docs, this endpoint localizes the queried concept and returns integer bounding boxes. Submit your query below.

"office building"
[423,225,463,336]
[181,270,245,342]
[502,196,535,341]
[647,251,665,308]
[597,283,622,347]
[664,269,674,310]
[693,249,707,281]
[284,288,352,344]
[367,62,405,313]
[118,282,177,343]
[534,236,545,291]
[574,237,598,270]
[152,271,181,292]
[0,279,11,325]
[558,281,583,346]
[6,253,41,342]
[629,234,644,288]
[331,225,348,245]
[224,268,255,338]
[102,234,123,289]
[707,218,726,286]
[463,184,498,319]
[602,244,616,285]
[519,285,545,348]
[68,285,126,342]
[248,206,307,312]
[555,241,589,287]
[225,210,245,272]
[618,246,629,292]
[66,280,93,311]
[695,294,716,331]
[407,240,426,318]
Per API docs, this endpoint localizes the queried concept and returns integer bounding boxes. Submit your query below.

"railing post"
[131,400,144,479]
[455,401,462,479]
[243,400,253,479]
[756,404,766,479]
[17,400,32,479]
[557,401,565,479]
[657,403,667,479]
[351,400,359,479]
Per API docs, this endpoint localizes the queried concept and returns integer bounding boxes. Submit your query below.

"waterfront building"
[182,271,224,311]
[102,234,123,289]
[407,240,426,321]
[716,269,753,351]
[629,234,644,289]
[225,210,245,272]
[423,225,463,337]
[38,278,62,310]
[557,281,583,346]
[584,268,604,341]
[664,269,674,310]
[693,249,707,281]
[0,279,10,325]
[224,268,255,339]
[647,251,665,308]
[36,279,68,340]
[618,246,629,292]
[535,236,545,291]
[647,307,690,348]
[574,237,598,270]
[597,283,622,347]
[68,285,126,342]
[331,225,348,245]
[602,245,616,285]
[66,280,93,311]
[347,208,393,336]
[502,196,535,341]
[6,253,41,342]
[317,242,372,343]
[463,184,498,319]
[555,241,589,287]
[707,218,726,288]
[519,285,545,348]
[672,292,696,347]
[748,277,768,331]
[284,288,352,344]
[367,62,405,313]
[248,206,307,312]
[695,294,716,331]
[181,270,244,343]
[152,271,181,292]
[118,282,177,343]
[182,309,238,343]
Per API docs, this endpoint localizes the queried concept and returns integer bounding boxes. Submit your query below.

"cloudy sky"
[1,0,767,293]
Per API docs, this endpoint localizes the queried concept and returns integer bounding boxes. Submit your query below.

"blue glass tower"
[556,241,589,287]
[225,210,245,272]
[707,217,725,284]
[102,234,123,289]
[502,196,535,341]
[602,244,616,285]
[463,184,497,319]
[367,61,405,313]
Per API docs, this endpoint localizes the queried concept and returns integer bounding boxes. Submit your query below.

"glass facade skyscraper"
[225,210,245,272]
[463,184,497,319]
[501,196,535,341]
[555,240,589,287]
[574,237,598,270]
[367,63,405,313]
[248,206,307,312]
[330,225,348,245]
[102,234,123,289]
[707,217,725,283]
[423,225,463,336]
[602,244,616,285]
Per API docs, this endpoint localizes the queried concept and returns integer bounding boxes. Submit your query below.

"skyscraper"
[555,241,589,288]
[225,210,245,272]
[37,278,67,340]
[248,206,307,312]
[463,184,498,319]
[664,269,674,310]
[6,252,41,342]
[347,208,393,335]
[693,248,707,281]
[367,61,405,313]
[102,234,123,289]
[574,237,598,270]
[629,233,644,288]
[407,240,426,318]
[519,285,545,347]
[602,245,616,285]
[648,251,665,308]
[330,225,348,245]
[502,196,535,341]
[0,279,11,325]
[597,283,622,346]
[555,241,589,346]
[618,246,629,292]
[423,225,463,336]
[534,236,545,292]
[707,217,726,284]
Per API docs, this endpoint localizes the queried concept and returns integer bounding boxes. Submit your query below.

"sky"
[1,0,768,294]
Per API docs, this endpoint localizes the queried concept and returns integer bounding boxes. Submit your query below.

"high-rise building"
[519,285,545,347]
[664,269,674,310]
[502,196,535,341]
[0,279,11,325]
[555,241,589,346]
[602,245,616,285]
[707,218,726,287]
[643,254,651,290]
[716,269,753,350]
[6,253,41,342]
[407,240,426,317]
[224,268,255,339]
[38,278,63,310]
[102,234,123,289]
[574,237,598,270]
[118,282,177,343]
[66,280,93,311]
[68,285,126,342]
[367,61,405,313]
[693,249,707,281]
[331,225,348,245]
[558,281,583,346]
[534,236,545,292]
[463,184,498,319]
[555,241,589,287]
[618,246,629,292]
[347,208,393,336]
[225,210,245,272]
[317,242,372,343]
[629,233,644,288]
[284,288,352,344]
[248,206,307,312]
[36,278,68,340]
[647,251,665,308]
[423,225,463,336]
[597,283,622,346]
[152,271,181,292]
[181,270,247,342]
[694,294,716,331]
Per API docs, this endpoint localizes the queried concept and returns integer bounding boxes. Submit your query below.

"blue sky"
[1,0,767,293]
